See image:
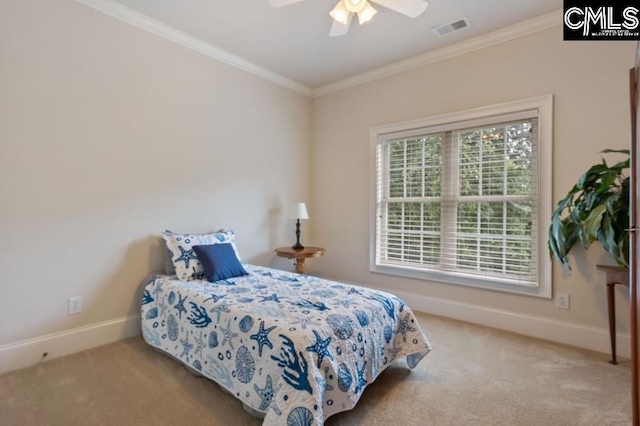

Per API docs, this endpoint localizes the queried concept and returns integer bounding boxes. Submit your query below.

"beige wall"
[311,27,636,334]
[0,0,635,358]
[0,0,311,346]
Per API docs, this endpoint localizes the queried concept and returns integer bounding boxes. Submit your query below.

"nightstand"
[274,246,325,274]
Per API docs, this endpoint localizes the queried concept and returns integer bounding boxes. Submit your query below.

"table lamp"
[291,202,309,250]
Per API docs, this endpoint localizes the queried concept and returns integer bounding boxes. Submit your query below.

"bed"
[141,232,431,425]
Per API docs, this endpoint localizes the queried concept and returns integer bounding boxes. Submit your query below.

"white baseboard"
[0,290,628,375]
[389,289,630,360]
[0,314,141,375]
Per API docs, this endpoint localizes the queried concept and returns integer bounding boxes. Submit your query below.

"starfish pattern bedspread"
[141,264,431,425]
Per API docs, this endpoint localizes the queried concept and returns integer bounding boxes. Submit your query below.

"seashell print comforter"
[141,264,431,426]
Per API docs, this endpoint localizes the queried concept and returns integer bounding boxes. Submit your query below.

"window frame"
[369,95,553,298]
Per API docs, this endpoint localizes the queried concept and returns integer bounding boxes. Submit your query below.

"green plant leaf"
[599,215,619,262]
[548,150,630,272]
[583,204,606,240]
[577,224,591,249]
[601,149,630,155]
[597,171,618,193]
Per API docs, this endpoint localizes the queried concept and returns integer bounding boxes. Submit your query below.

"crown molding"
[312,9,563,97]
[74,1,561,99]
[74,0,313,97]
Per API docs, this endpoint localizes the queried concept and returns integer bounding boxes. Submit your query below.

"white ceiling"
[101,0,561,90]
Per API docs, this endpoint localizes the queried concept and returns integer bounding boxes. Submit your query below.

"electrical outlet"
[68,296,83,315]
[556,293,570,310]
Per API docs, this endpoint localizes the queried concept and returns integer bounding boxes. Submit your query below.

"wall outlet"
[556,293,570,310]
[68,296,83,315]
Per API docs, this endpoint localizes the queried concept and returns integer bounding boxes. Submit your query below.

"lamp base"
[293,218,304,250]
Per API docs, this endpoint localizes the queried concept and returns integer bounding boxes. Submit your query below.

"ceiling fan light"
[330,1,351,25]
[344,0,366,13]
[357,2,377,25]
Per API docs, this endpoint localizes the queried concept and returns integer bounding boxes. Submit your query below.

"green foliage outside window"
[384,121,535,279]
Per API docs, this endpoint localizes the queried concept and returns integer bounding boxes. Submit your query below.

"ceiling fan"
[268,0,429,37]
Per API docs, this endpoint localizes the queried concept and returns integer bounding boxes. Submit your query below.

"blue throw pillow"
[193,243,248,282]
[162,229,241,281]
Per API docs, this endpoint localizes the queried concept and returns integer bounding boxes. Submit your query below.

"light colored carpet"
[0,312,632,425]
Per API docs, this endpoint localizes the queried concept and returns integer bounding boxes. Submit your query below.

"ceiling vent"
[433,17,471,37]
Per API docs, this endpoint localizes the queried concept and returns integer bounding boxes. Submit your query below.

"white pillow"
[162,229,241,281]
[162,229,224,275]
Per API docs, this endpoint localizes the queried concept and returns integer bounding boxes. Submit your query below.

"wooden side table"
[597,264,629,364]
[275,246,325,274]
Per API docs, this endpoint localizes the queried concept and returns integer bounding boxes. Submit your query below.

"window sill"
[370,263,551,299]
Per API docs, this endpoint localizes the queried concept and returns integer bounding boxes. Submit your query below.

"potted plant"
[548,149,630,271]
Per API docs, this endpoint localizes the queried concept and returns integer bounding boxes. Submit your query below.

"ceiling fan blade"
[329,13,353,37]
[370,0,428,18]
[268,0,307,7]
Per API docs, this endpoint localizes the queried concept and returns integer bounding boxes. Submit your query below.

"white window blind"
[371,97,552,297]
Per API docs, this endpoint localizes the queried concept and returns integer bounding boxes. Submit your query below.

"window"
[371,96,552,297]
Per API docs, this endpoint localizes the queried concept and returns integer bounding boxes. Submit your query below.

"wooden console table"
[275,246,325,274]
[597,264,630,364]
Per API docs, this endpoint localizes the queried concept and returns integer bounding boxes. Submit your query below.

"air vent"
[433,17,471,37]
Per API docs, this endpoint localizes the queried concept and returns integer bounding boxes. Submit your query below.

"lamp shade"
[344,0,367,13]
[329,1,350,25]
[291,202,309,220]
[357,2,377,24]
